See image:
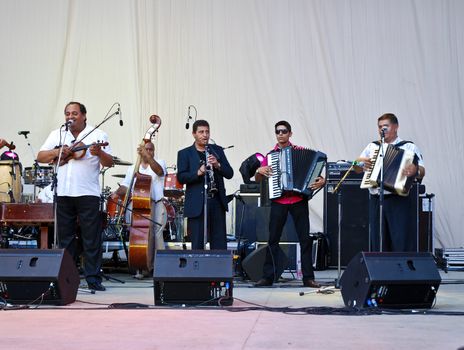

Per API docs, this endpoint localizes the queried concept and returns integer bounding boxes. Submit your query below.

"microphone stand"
[378,131,386,252]
[203,161,209,250]
[72,108,119,147]
[18,132,40,201]
[331,162,356,288]
[51,125,72,248]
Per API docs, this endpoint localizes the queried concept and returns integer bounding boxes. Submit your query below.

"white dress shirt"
[39,124,112,197]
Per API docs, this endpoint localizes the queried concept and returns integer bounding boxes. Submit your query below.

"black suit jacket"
[177,143,234,218]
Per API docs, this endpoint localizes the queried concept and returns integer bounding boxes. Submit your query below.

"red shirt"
[261,142,304,205]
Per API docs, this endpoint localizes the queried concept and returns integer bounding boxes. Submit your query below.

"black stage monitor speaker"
[340,252,441,309]
[241,244,288,282]
[153,250,233,306]
[0,249,80,305]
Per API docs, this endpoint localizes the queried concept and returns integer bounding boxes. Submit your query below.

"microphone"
[117,104,123,126]
[185,106,192,129]
[222,145,234,150]
[18,131,30,136]
[352,160,365,167]
[380,127,388,138]
[63,120,73,131]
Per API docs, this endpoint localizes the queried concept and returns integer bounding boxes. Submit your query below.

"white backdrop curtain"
[1,0,463,248]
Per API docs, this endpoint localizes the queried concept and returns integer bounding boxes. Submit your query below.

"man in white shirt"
[357,113,425,252]
[37,101,113,291]
[111,141,167,275]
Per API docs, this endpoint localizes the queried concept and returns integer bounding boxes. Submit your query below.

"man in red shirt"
[255,120,325,288]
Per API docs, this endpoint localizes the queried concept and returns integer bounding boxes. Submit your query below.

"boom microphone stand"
[18,131,40,202]
[331,161,357,288]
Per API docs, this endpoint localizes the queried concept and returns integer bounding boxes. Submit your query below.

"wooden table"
[0,203,54,248]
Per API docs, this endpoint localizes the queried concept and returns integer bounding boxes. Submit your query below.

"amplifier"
[326,161,363,183]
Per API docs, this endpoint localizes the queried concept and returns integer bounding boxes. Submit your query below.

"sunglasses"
[275,129,289,135]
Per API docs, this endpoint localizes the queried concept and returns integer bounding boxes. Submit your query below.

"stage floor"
[1,268,463,349]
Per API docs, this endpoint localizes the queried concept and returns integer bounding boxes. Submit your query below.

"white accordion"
[360,143,418,196]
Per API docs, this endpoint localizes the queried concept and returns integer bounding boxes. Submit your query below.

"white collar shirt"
[39,124,112,197]
[359,137,424,195]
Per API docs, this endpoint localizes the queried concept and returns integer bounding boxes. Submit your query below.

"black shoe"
[254,278,273,287]
[303,279,320,288]
[88,281,106,291]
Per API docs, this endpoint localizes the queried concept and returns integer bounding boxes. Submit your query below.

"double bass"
[124,115,161,271]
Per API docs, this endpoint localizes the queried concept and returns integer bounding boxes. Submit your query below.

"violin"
[58,141,109,166]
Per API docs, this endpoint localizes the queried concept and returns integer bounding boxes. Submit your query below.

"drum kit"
[101,163,186,243]
[161,170,186,242]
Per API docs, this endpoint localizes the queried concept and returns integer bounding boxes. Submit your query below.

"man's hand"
[403,164,418,178]
[255,166,272,177]
[310,176,326,190]
[197,164,207,177]
[89,143,102,157]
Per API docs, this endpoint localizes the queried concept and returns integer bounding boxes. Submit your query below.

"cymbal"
[112,174,126,178]
[113,156,132,166]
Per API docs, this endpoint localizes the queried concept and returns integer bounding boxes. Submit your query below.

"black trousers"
[56,196,103,284]
[369,194,416,252]
[262,200,315,282]
[188,196,227,250]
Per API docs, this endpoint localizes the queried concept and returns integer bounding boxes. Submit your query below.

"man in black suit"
[177,120,234,250]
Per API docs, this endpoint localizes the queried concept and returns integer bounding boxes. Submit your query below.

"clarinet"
[205,145,218,194]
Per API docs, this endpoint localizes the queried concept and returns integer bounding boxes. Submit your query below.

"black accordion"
[267,146,327,199]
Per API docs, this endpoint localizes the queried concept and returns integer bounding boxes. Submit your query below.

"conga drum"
[0,160,22,202]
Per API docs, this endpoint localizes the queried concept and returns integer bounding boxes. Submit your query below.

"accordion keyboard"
[267,151,282,199]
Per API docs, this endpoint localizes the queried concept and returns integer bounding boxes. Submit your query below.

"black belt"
[371,193,394,198]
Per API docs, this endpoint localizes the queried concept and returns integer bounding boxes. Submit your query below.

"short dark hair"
[275,120,291,132]
[192,119,210,133]
[64,101,87,115]
[378,113,398,125]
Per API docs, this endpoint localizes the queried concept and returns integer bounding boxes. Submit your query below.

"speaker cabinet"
[241,244,289,282]
[340,252,441,309]
[153,250,233,306]
[324,181,369,267]
[0,249,80,305]
[255,207,298,242]
[234,193,260,242]
[234,196,298,243]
